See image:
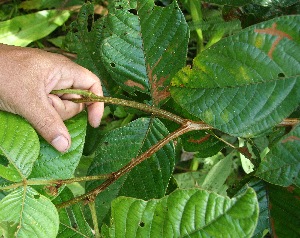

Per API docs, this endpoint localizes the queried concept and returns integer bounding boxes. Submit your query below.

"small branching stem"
[88,201,100,238]
[51,89,212,128]
[49,89,299,208]
[56,121,201,209]
[0,174,110,191]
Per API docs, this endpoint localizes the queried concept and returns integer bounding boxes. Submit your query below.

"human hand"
[0,44,104,152]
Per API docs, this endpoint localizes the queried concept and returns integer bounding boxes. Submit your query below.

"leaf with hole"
[106,188,258,237]
[86,117,175,225]
[100,0,189,99]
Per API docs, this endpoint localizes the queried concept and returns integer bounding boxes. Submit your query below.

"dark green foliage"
[0,0,299,237]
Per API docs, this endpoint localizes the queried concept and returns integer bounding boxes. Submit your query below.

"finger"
[86,82,104,127]
[53,62,104,127]
[52,62,103,95]
[87,102,104,128]
[48,94,84,121]
[20,96,72,153]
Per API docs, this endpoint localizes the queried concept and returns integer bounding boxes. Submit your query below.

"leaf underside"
[86,118,175,224]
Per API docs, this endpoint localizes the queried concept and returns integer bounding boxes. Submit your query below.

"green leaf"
[174,171,207,189]
[29,112,87,180]
[0,187,59,238]
[0,164,22,182]
[250,180,270,238]
[0,112,39,181]
[201,0,251,6]
[238,180,300,237]
[86,117,175,224]
[266,184,300,237]
[100,0,189,99]
[0,10,70,46]
[107,188,258,237]
[256,124,300,187]
[67,1,189,102]
[201,154,233,194]
[53,187,93,238]
[237,179,270,238]
[65,3,115,95]
[171,15,300,137]
[253,0,299,7]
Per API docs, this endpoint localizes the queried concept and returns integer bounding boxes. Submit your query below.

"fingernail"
[51,135,70,152]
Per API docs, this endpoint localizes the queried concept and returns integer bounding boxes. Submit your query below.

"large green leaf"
[101,0,189,99]
[53,187,93,238]
[0,186,59,238]
[106,188,258,237]
[0,112,39,181]
[171,15,300,137]
[65,3,115,95]
[29,112,87,180]
[67,0,188,102]
[0,10,70,46]
[256,124,300,187]
[86,118,175,224]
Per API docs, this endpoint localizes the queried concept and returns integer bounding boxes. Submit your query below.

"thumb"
[21,99,71,153]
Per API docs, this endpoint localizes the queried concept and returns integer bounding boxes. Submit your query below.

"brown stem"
[52,89,299,208]
[51,89,213,128]
[0,174,110,191]
[278,118,300,127]
[56,121,202,209]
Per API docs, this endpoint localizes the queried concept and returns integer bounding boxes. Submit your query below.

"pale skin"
[0,43,104,152]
